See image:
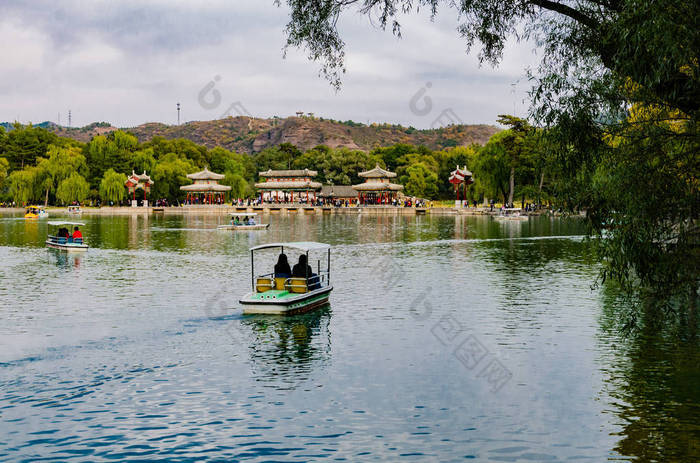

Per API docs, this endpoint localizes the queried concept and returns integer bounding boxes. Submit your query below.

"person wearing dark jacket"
[292,254,319,290]
[274,253,292,278]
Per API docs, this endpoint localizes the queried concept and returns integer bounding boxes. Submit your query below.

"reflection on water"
[242,306,332,388]
[0,212,698,461]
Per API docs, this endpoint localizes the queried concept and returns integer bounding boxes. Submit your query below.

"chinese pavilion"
[255,169,322,202]
[449,165,473,205]
[180,167,231,204]
[125,171,154,206]
[352,165,403,205]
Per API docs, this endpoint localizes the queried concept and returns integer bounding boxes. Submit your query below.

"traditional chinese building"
[125,171,154,206]
[320,185,358,204]
[255,169,322,202]
[180,167,231,205]
[352,165,403,205]
[449,165,473,205]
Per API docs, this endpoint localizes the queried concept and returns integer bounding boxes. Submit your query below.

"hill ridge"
[2,116,500,153]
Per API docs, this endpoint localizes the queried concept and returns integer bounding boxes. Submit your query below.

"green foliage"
[36,145,87,205]
[3,123,61,171]
[400,162,438,198]
[99,169,127,204]
[221,172,250,199]
[151,153,197,201]
[56,172,89,204]
[131,148,156,175]
[293,145,380,185]
[7,168,39,205]
[0,157,8,191]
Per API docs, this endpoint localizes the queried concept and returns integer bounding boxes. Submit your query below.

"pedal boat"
[217,213,270,230]
[46,221,88,252]
[67,205,82,215]
[494,208,529,221]
[25,206,49,219]
[240,242,333,315]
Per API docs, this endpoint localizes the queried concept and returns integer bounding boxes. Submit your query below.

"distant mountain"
[1,121,59,131]
[4,117,500,153]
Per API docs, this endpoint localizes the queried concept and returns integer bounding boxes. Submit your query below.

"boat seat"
[256,277,274,293]
[287,278,308,294]
[274,277,287,290]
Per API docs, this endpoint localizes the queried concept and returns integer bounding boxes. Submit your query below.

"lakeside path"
[0,205,559,217]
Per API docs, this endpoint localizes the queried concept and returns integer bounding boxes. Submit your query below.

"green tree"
[221,172,250,199]
[400,162,438,199]
[0,157,8,192]
[99,169,127,205]
[7,168,39,206]
[56,172,89,205]
[130,148,156,175]
[36,145,87,206]
[152,153,197,201]
[84,131,138,189]
[3,123,60,170]
[277,0,700,333]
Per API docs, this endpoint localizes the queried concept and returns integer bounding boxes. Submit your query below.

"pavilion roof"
[255,180,322,190]
[320,185,357,198]
[258,168,318,178]
[187,167,225,180]
[358,164,397,178]
[352,182,403,191]
[180,184,231,192]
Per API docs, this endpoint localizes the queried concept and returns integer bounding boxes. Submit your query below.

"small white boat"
[217,213,269,230]
[494,208,529,221]
[45,221,88,252]
[240,242,333,315]
[67,205,82,215]
[25,206,49,219]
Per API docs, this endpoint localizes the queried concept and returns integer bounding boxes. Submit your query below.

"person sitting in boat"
[247,216,256,225]
[232,216,240,226]
[274,253,292,278]
[292,254,319,290]
[58,227,70,240]
[72,226,83,241]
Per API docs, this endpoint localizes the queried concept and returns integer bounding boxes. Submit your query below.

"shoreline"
[0,205,564,217]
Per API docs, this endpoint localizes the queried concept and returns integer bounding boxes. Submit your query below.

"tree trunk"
[44,188,49,207]
[508,166,515,207]
[538,172,545,207]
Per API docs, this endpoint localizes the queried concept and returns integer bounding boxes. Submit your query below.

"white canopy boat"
[217,213,269,230]
[45,221,89,252]
[494,208,529,221]
[239,242,333,315]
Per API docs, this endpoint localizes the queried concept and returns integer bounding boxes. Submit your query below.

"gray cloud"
[0,0,536,129]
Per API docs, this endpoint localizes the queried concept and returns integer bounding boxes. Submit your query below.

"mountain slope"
[5,117,500,153]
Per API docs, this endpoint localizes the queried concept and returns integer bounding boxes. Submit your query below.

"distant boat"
[67,205,82,215]
[217,213,269,230]
[240,242,333,315]
[494,208,529,221]
[45,221,88,252]
[25,206,48,219]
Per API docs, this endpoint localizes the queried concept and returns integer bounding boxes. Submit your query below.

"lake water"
[0,212,698,462]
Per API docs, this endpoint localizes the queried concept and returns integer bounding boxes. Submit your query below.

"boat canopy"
[231,213,257,217]
[48,221,86,226]
[250,242,331,252]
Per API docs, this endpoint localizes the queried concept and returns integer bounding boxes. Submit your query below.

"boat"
[67,205,82,215]
[45,221,89,252]
[217,213,269,230]
[239,242,333,315]
[494,208,529,221]
[24,206,49,219]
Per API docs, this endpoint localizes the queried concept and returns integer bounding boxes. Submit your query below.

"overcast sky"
[1,0,538,129]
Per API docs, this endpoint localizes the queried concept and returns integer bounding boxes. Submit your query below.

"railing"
[255,271,330,293]
[47,235,84,245]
